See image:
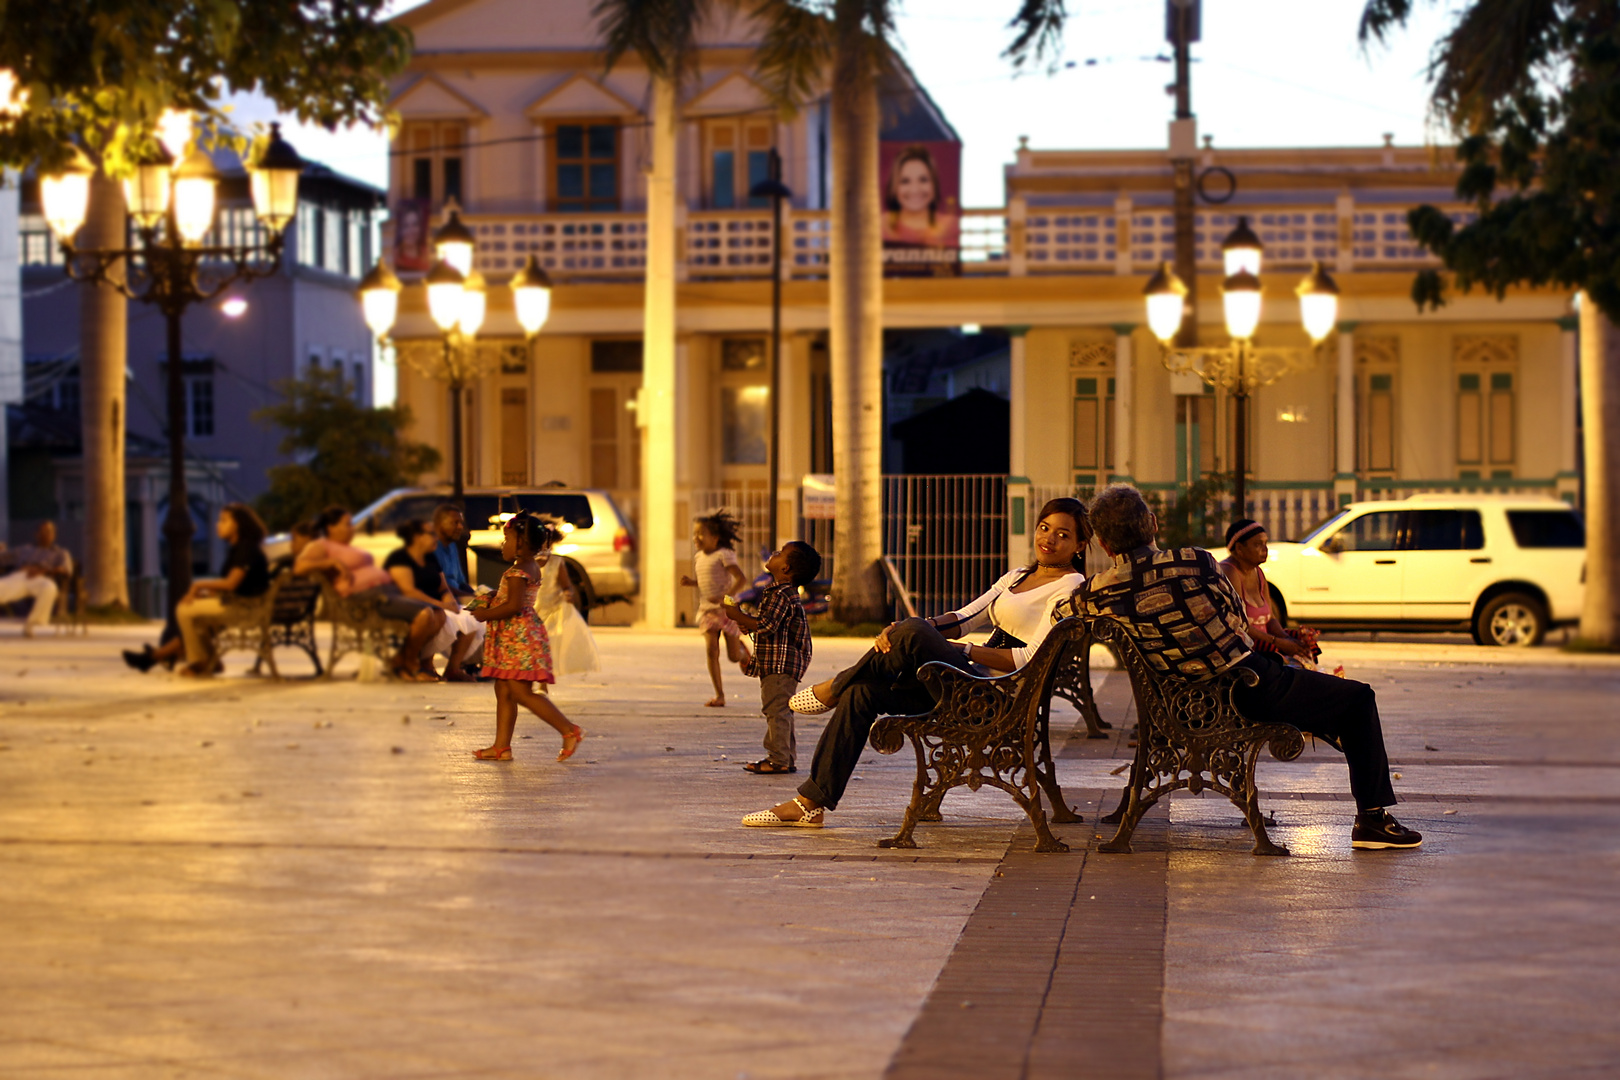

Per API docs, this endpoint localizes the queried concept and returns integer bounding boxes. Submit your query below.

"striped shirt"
[1065,545,1254,679]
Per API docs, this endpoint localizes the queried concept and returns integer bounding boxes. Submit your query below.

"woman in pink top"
[295,505,444,680]
[1218,518,1318,664]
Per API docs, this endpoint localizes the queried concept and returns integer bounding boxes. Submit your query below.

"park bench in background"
[319,581,405,678]
[1090,615,1305,856]
[215,570,322,678]
[867,617,1095,853]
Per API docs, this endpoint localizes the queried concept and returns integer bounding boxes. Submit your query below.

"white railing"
[367,203,1479,283]
[1360,480,1560,502]
[1028,482,1337,544]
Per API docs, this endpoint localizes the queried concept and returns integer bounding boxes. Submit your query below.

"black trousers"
[799,618,977,810]
[1232,651,1397,810]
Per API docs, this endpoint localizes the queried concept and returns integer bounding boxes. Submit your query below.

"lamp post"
[360,213,553,503]
[41,120,302,627]
[1144,215,1340,516]
[749,149,792,550]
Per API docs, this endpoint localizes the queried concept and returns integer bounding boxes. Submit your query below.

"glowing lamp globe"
[40,146,95,241]
[123,143,174,230]
[1221,216,1263,277]
[249,123,303,234]
[358,258,403,339]
[172,149,222,245]
[1221,269,1263,341]
[1142,261,1189,343]
[425,260,467,332]
[459,271,488,338]
[510,255,553,337]
[434,210,476,276]
[1296,261,1341,344]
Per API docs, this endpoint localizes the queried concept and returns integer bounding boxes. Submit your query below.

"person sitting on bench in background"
[1072,483,1421,850]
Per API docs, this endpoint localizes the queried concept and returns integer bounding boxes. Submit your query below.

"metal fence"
[685,488,775,564]
[882,474,1008,616]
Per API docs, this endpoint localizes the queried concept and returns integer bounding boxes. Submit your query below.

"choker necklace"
[1036,560,1072,569]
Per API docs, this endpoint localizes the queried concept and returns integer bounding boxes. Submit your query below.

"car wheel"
[565,560,595,618]
[1475,592,1547,647]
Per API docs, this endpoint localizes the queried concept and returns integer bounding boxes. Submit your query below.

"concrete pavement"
[0,621,1616,1078]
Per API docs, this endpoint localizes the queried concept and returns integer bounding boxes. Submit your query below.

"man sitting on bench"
[1074,484,1421,850]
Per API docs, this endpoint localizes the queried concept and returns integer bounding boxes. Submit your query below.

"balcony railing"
[15,203,1473,274]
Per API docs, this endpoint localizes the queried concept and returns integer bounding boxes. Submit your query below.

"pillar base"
[1333,474,1358,509]
[1007,477,1032,571]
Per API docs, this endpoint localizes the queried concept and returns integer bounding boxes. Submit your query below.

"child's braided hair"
[694,508,743,550]
[507,510,561,555]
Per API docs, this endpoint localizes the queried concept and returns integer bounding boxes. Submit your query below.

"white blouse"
[935,567,1084,671]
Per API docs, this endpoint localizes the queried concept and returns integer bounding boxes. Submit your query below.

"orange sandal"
[557,726,585,762]
[473,746,513,761]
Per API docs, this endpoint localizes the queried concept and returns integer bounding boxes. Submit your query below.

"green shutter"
[1370,373,1392,392]
[1490,371,1513,391]
[1075,377,1098,396]
[1459,373,1480,391]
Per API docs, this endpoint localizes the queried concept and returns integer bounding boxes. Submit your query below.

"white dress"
[534,553,601,676]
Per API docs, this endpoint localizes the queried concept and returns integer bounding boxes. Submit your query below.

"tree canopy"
[254,369,441,532]
[1361,2,1620,320]
[0,0,411,173]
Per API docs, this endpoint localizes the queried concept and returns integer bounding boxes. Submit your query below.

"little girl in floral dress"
[468,512,584,762]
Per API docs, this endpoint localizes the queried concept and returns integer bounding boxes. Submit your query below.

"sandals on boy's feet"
[789,687,831,715]
[743,759,796,775]
[741,796,824,828]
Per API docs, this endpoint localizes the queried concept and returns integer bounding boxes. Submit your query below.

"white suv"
[1242,495,1584,646]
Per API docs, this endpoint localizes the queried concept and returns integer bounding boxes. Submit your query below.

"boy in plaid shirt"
[722,541,820,774]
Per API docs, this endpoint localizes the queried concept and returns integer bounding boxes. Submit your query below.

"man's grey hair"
[1088,484,1156,554]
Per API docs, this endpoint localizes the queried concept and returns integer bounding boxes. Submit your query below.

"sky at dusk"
[240,0,1464,207]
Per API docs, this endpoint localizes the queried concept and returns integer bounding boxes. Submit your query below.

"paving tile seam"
[0,836,1006,864]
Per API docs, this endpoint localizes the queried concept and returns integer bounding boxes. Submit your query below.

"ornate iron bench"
[1088,615,1305,857]
[215,569,323,678]
[318,581,406,677]
[867,617,1099,854]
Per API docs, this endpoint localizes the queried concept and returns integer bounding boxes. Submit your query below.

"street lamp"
[40,119,302,630]
[1145,216,1339,516]
[749,148,791,551]
[359,232,554,502]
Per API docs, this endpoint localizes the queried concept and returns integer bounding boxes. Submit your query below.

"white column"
[641,77,679,628]
[1113,325,1135,481]
[1114,195,1133,276]
[1008,330,1027,478]
[1559,315,1580,479]
[1335,324,1357,506]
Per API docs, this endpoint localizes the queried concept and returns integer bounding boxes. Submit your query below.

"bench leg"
[1233,746,1289,857]
[1033,713,1082,824]
[878,736,933,850]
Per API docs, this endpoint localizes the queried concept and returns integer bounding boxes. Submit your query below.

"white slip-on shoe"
[790,687,832,715]
[742,796,825,828]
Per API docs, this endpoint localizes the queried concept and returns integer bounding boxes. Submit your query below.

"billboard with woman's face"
[393,198,432,272]
[880,141,961,277]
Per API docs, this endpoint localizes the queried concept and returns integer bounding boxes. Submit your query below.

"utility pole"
[1168,0,1200,349]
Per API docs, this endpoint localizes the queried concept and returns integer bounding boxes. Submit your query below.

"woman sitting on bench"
[742,498,1090,829]
[122,504,271,676]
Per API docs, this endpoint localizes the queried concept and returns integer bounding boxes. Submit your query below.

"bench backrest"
[269,571,321,623]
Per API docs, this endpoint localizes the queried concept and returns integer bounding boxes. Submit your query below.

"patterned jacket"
[743,582,812,681]
[1063,545,1254,679]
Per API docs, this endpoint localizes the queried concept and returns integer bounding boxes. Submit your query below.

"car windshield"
[1300,509,1350,545]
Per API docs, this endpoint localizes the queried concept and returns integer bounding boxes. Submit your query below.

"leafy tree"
[1360,1,1620,644]
[254,369,441,532]
[0,0,410,608]
[594,0,1064,622]
[0,0,410,173]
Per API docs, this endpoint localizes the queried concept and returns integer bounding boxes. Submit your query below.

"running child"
[467,511,584,763]
[679,509,752,707]
[723,541,821,775]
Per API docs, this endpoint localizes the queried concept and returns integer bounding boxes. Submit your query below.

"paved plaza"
[1,622,1617,1079]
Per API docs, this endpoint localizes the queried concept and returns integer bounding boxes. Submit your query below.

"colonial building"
[383,0,1577,623]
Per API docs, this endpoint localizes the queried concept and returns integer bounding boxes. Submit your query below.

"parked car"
[1214,494,1584,646]
[268,485,639,613]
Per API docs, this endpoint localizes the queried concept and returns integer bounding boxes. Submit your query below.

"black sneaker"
[1352,809,1422,850]
[122,647,157,673]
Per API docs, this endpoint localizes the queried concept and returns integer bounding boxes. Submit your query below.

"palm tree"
[1361,1,1620,645]
[598,0,1065,623]
[79,166,130,609]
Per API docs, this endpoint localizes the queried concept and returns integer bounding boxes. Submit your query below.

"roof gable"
[526,74,642,118]
[685,71,769,116]
[390,73,489,119]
